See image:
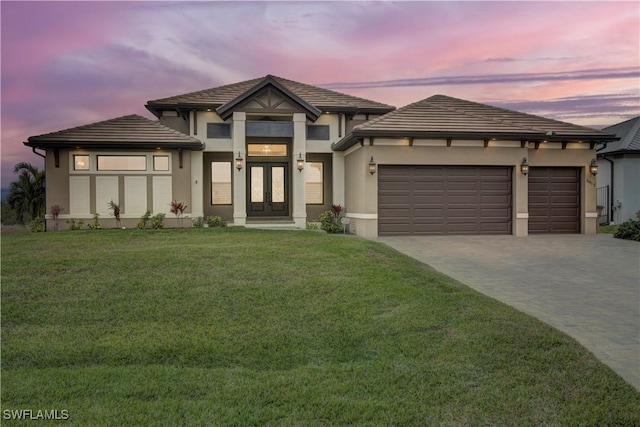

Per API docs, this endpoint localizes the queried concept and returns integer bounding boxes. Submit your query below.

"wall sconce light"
[297,153,305,172]
[368,156,377,175]
[589,158,598,176]
[235,151,243,171]
[520,157,529,176]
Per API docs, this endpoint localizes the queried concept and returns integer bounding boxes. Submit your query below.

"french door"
[248,162,288,216]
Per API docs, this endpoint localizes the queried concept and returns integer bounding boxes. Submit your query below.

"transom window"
[97,155,146,171]
[247,144,288,157]
[74,155,90,170]
[153,155,169,171]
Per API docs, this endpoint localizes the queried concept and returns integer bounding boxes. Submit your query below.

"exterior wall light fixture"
[297,153,305,172]
[368,156,377,175]
[589,158,598,176]
[520,157,529,176]
[235,151,243,171]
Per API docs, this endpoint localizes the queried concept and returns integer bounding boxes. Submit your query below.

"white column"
[332,151,345,207]
[292,113,307,228]
[232,112,247,226]
[190,150,203,218]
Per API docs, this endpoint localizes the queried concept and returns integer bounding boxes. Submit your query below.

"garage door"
[528,167,580,233]
[379,166,512,235]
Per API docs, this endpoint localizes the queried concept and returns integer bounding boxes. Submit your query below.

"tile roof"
[598,116,640,154]
[25,115,203,150]
[333,95,617,150]
[146,75,395,114]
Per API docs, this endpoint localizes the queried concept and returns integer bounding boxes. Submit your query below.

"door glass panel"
[251,167,264,203]
[271,166,285,203]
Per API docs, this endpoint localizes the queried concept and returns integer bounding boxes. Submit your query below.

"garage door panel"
[379,166,512,236]
[528,167,580,234]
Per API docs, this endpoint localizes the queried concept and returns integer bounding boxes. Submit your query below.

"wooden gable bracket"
[54,148,60,168]
[369,137,375,146]
[178,148,183,169]
[484,139,490,147]
[520,139,527,148]
[359,138,364,147]
[408,137,414,146]
[562,142,568,149]
[534,142,541,149]
[590,142,597,149]
[338,113,343,138]
[447,138,452,147]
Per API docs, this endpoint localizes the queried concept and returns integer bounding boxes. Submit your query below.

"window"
[307,125,330,140]
[306,162,323,204]
[97,155,146,171]
[74,155,90,170]
[211,162,232,204]
[153,155,169,171]
[207,123,231,138]
[247,144,287,157]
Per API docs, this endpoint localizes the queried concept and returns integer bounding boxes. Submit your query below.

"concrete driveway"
[378,234,640,391]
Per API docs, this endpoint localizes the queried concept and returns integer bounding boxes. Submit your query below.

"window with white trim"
[211,162,232,205]
[305,162,323,204]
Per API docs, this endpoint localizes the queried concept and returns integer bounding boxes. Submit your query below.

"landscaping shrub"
[205,215,227,228]
[318,204,345,234]
[27,217,44,232]
[66,218,84,230]
[192,216,205,228]
[613,211,640,242]
[87,213,102,230]
[150,213,165,229]
[108,200,121,228]
[137,211,151,229]
[169,200,187,227]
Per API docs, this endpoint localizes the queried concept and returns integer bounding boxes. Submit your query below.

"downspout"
[601,155,614,224]
[32,147,45,159]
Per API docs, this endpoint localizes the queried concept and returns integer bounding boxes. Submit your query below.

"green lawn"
[599,224,619,234]
[2,229,639,426]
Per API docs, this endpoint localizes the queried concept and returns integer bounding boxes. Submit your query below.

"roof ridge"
[34,114,143,138]
[147,77,264,103]
[354,97,429,130]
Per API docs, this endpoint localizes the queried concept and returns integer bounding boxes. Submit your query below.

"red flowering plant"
[50,204,63,231]
[169,200,188,228]
[108,200,121,228]
[318,204,346,234]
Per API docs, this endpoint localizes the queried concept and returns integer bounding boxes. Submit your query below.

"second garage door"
[379,166,512,235]
[528,167,580,233]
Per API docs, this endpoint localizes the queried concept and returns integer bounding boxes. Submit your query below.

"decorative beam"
[590,142,597,149]
[359,139,364,147]
[521,139,527,148]
[562,142,568,149]
[534,142,541,149]
[178,148,183,169]
[408,137,414,146]
[193,110,197,135]
[369,137,375,146]
[54,148,60,168]
[447,138,452,147]
[484,139,490,147]
[338,113,343,138]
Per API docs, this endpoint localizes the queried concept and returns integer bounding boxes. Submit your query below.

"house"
[25,74,617,237]
[596,116,640,224]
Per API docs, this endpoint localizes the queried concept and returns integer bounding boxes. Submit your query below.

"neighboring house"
[596,116,640,224]
[25,74,617,237]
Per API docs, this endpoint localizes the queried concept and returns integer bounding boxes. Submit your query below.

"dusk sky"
[1,1,639,187]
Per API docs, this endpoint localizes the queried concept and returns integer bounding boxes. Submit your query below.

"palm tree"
[8,162,45,224]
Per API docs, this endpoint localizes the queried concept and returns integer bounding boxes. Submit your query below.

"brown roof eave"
[23,140,205,151]
[332,130,618,151]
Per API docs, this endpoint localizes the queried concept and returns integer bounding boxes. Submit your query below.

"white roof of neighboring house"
[598,116,640,155]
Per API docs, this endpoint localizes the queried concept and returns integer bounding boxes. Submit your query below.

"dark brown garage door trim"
[378,165,513,236]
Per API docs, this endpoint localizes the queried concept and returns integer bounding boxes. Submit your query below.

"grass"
[599,224,619,234]
[2,228,639,426]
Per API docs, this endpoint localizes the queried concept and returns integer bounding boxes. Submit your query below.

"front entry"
[248,162,289,216]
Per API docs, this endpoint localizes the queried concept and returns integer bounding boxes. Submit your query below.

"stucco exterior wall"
[44,148,195,230]
[343,139,597,238]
